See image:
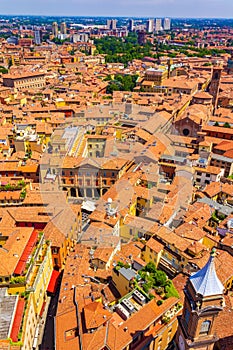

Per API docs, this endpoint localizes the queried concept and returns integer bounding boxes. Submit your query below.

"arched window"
[200,320,211,335]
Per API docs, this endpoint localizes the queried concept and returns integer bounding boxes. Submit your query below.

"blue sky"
[0,0,232,18]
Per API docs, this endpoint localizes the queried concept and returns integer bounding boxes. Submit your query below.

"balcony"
[159,256,181,277]
[27,241,50,291]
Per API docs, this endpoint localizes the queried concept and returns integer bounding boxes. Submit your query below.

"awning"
[10,299,25,342]
[47,270,60,294]
[81,200,96,212]
[14,229,38,275]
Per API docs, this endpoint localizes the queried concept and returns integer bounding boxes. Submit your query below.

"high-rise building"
[175,249,224,350]
[163,17,171,30]
[34,30,42,45]
[106,19,117,30]
[60,22,67,35]
[106,19,111,29]
[146,19,154,33]
[129,19,134,32]
[155,18,162,32]
[52,22,58,38]
[72,33,89,43]
[111,19,117,30]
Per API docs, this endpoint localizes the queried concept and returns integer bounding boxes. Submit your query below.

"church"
[174,248,233,350]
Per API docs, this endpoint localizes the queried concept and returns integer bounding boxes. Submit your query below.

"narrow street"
[39,272,63,350]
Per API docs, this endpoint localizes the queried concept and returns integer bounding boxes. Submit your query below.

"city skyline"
[0,0,233,18]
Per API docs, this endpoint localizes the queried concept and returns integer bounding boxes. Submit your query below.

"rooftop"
[0,288,17,340]
[190,250,224,297]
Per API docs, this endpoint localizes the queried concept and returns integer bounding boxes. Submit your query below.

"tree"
[8,58,13,69]
[153,270,167,287]
[144,261,157,274]
[223,122,231,128]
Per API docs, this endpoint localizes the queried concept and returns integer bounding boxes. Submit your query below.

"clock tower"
[175,249,224,350]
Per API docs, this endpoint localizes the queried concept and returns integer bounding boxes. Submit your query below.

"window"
[184,309,190,328]
[52,248,59,254]
[70,171,73,176]
[200,320,211,335]
[65,328,77,341]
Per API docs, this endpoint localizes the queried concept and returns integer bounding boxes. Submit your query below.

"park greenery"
[105,74,138,93]
[94,33,227,64]
[94,33,153,65]
[115,261,179,299]
[138,262,179,299]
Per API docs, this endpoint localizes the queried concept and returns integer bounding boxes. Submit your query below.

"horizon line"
[0,14,233,20]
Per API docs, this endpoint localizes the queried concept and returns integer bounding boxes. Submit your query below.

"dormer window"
[200,320,211,335]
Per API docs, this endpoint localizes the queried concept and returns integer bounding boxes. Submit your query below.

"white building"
[163,18,171,30]
[155,18,162,32]
[146,19,154,33]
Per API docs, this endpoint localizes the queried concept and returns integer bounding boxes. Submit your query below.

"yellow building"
[28,237,53,315]
[112,266,137,297]
[142,237,164,268]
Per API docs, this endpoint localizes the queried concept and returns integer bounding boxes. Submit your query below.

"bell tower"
[175,249,224,350]
[208,63,222,114]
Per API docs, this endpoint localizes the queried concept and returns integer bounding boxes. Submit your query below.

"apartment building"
[3,72,46,90]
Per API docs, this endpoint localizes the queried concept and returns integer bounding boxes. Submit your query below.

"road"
[39,272,63,350]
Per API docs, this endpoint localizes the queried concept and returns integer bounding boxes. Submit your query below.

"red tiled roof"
[14,229,38,275]
[47,270,60,294]
[10,299,25,342]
